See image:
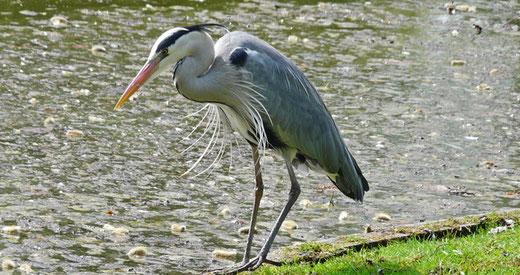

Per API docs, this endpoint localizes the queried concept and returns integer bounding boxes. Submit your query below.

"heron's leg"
[242,145,264,264]
[252,157,301,269]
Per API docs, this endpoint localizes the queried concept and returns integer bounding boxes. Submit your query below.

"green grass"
[255,224,520,274]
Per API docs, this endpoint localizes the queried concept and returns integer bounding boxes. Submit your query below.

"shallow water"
[0,0,519,273]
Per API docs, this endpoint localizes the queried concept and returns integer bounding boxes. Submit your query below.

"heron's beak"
[114,58,159,110]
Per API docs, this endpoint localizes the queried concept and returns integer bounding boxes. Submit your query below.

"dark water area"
[0,0,519,273]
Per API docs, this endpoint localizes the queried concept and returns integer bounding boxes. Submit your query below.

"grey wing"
[216,31,369,201]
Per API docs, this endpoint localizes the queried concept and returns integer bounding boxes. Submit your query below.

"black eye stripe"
[155,29,189,54]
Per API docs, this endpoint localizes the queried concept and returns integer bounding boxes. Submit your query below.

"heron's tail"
[331,150,369,202]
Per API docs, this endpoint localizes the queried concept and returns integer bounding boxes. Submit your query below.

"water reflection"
[0,0,519,273]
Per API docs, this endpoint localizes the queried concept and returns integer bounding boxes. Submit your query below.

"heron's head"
[114,24,224,110]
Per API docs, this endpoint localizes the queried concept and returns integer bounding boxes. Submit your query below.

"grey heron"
[114,23,369,273]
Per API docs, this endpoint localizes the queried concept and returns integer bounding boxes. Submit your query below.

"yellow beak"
[114,59,159,110]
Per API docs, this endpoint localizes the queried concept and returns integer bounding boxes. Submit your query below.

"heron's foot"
[206,256,282,274]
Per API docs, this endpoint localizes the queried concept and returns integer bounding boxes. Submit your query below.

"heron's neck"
[174,40,221,103]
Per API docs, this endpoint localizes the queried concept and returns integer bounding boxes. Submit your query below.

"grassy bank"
[254,212,520,274]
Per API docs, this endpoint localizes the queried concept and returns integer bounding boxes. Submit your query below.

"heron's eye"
[161,49,168,55]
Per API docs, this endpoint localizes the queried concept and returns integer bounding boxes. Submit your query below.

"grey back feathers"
[214,31,368,201]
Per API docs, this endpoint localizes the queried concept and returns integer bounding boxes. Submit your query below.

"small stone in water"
[171,224,186,233]
[374,213,391,222]
[66,129,83,138]
[72,89,90,96]
[127,246,147,257]
[50,15,67,26]
[219,208,231,216]
[212,249,237,260]
[19,263,33,273]
[338,211,349,221]
[489,68,499,75]
[281,220,298,230]
[476,83,492,90]
[2,259,15,271]
[451,60,466,66]
[299,199,313,208]
[88,116,105,123]
[44,116,55,127]
[288,35,299,43]
[91,45,107,55]
[29,98,38,105]
[238,226,257,235]
[2,225,21,234]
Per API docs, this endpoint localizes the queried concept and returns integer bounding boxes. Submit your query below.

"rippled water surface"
[1,0,519,273]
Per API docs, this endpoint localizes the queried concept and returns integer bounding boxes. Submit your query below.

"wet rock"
[299,199,313,208]
[456,5,476,12]
[103,224,129,234]
[88,116,105,123]
[479,161,496,168]
[489,68,499,75]
[476,84,492,90]
[50,15,67,26]
[19,263,33,274]
[451,60,466,66]
[287,35,299,43]
[127,246,147,257]
[212,249,237,260]
[2,259,15,271]
[44,116,56,127]
[219,208,231,216]
[91,45,107,55]
[281,220,298,231]
[66,129,84,139]
[338,211,349,221]
[29,98,38,105]
[2,225,21,234]
[171,224,186,233]
[72,89,90,96]
[374,213,391,222]
[238,226,257,235]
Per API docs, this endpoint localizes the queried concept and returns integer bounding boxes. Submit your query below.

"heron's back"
[215,31,369,201]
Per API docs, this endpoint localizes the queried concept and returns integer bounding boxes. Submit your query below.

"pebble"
[219,208,231,216]
[88,116,105,123]
[476,84,492,90]
[2,225,21,234]
[19,263,33,273]
[451,30,459,36]
[127,246,147,257]
[91,45,107,55]
[72,89,90,96]
[281,220,298,231]
[50,15,67,26]
[2,259,15,271]
[489,68,499,75]
[238,226,257,235]
[374,213,391,222]
[451,60,466,66]
[287,35,299,43]
[299,199,313,208]
[44,116,56,127]
[338,211,349,221]
[66,129,84,138]
[212,249,237,260]
[29,98,38,105]
[170,224,186,233]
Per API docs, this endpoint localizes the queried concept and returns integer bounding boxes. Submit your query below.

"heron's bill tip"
[113,59,159,111]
